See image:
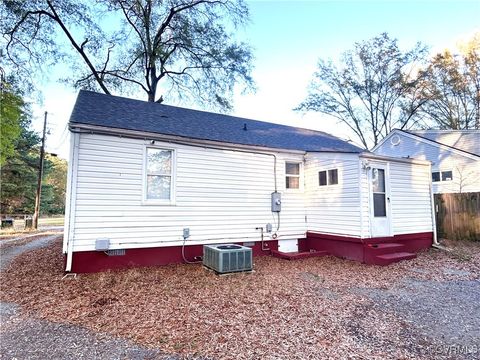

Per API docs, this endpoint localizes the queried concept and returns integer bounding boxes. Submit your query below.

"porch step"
[366,243,404,255]
[271,250,329,261]
[374,251,416,266]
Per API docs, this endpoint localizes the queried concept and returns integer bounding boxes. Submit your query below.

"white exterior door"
[370,164,391,237]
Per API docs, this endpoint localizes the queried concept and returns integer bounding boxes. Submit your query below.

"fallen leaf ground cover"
[1,238,479,360]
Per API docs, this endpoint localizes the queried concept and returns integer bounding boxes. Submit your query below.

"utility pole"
[33,111,48,230]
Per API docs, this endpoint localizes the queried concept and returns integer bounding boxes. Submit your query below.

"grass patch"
[0,217,64,236]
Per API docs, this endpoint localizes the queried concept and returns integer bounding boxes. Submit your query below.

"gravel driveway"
[353,276,480,359]
[1,233,60,271]
[0,234,177,360]
[364,278,480,345]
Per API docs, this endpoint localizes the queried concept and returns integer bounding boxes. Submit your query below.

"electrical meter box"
[271,192,282,212]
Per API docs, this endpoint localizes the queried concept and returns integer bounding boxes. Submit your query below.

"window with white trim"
[145,147,174,201]
[432,170,453,182]
[285,162,301,189]
[319,169,339,186]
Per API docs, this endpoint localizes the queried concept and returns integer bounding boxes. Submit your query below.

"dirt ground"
[1,236,479,360]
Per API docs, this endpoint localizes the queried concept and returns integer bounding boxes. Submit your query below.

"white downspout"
[428,165,439,246]
[65,132,80,272]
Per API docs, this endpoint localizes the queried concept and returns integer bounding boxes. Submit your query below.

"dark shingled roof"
[69,90,363,153]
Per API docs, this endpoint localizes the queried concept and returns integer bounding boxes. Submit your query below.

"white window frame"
[142,146,176,205]
[432,170,453,182]
[318,168,340,187]
[285,161,303,191]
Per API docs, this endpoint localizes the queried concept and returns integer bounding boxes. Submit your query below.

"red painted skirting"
[271,249,328,260]
[68,232,433,272]
[70,240,277,273]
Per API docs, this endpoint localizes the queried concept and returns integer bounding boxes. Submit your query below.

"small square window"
[441,171,453,181]
[328,169,338,185]
[319,171,327,186]
[285,162,301,189]
[286,177,299,189]
[432,172,440,182]
[286,163,300,175]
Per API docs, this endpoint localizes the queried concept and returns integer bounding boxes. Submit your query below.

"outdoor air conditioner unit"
[203,244,253,274]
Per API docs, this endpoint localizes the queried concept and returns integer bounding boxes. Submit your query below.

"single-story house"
[373,129,480,194]
[64,91,437,273]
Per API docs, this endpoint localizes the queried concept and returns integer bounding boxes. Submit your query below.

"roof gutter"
[359,152,432,166]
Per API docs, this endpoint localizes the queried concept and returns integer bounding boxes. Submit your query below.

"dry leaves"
[1,238,479,360]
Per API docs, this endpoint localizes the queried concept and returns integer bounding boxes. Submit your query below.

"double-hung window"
[285,162,301,189]
[145,147,175,203]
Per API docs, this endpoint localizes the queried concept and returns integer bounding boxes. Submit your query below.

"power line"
[50,122,69,151]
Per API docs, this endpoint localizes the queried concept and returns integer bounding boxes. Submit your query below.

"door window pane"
[373,193,386,217]
[372,168,385,192]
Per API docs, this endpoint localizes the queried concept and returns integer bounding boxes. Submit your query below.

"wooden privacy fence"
[434,192,480,241]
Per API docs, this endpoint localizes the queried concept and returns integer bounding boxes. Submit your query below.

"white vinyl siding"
[358,156,433,237]
[305,153,362,237]
[67,132,436,254]
[388,162,433,234]
[375,131,480,193]
[70,133,306,252]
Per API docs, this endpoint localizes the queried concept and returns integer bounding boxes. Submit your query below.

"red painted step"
[374,251,416,266]
[271,250,329,260]
[366,243,405,255]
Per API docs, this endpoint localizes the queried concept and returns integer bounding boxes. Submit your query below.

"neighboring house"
[373,129,480,194]
[64,91,436,272]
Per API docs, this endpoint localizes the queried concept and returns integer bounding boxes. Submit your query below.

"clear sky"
[32,0,480,159]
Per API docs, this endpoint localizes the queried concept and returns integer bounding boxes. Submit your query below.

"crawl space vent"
[106,249,125,256]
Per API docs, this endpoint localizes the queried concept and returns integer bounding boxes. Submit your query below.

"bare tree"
[295,33,428,149]
[453,165,479,193]
[418,34,480,129]
[2,0,254,109]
